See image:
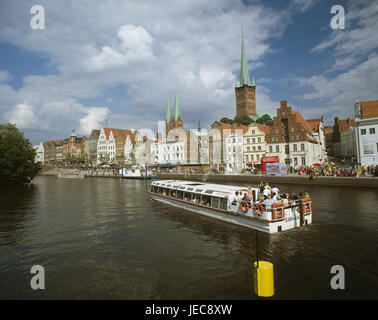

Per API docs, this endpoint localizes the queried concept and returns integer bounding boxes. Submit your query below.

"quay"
[38,168,377,188]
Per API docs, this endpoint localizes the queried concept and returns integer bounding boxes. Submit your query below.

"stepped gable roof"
[103,128,135,141]
[291,111,313,135]
[360,100,378,119]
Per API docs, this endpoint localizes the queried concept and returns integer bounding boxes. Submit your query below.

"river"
[0,176,377,299]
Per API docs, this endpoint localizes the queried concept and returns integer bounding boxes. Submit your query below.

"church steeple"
[235,30,256,117]
[165,98,172,122]
[236,29,253,88]
[173,92,181,121]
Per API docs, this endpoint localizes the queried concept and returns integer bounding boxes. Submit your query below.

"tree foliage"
[219,117,234,125]
[0,123,41,185]
[256,114,273,126]
[234,115,255,126]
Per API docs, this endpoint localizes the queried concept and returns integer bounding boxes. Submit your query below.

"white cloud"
[4,102,48,130]
[78,107,110,135]
[0,0,288,142]
[88,24,154,71]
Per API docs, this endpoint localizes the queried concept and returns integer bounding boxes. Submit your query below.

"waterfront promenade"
[38,167,377,188]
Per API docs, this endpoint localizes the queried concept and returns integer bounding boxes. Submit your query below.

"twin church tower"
[165,31,257,135]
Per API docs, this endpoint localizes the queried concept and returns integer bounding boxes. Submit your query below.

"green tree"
[0,123,41,184]
[220,117,234,125]
[234,115,254,126]
[256,114,273,126]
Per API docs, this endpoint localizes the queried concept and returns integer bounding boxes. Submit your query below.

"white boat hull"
[150,192,312,233]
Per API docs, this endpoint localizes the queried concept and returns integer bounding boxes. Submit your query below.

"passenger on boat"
[272,192,279,203]
[281,194,289,206]
[272,185,279,195]
[259,181,265,197]
[262,194,274,211]
[263,185,271,197]
[304,191,310,199]
[247,187,254,201]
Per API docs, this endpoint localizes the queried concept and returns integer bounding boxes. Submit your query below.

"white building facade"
[354,100,378,166]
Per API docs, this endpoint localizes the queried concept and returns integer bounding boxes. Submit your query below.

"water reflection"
[0,176,377,299]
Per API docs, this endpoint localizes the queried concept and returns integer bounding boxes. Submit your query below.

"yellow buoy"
[254,261,274,297]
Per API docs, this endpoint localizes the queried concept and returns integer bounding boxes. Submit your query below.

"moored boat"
[149,180,312,233]
[56,173,85,179]
[120,166,156,180]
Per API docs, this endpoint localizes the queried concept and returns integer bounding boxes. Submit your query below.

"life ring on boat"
[240,201,249,213]
[253,203,264,216]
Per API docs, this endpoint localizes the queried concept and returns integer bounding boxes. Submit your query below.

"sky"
[0,0,377,144]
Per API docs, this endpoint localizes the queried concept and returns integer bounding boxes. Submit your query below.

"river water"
[0,176,377,299]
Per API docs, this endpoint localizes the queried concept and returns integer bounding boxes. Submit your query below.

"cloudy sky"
[0,0,377,144]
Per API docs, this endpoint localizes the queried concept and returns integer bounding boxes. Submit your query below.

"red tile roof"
[339,119,355,133]
[360,100,378,119]
[292,111,313,135]
[306,118,322,133]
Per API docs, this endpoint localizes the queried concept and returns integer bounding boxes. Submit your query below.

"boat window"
[172,185,179,189]
[219,198,227,210]
[211,197,220,209]
[161,184,166,186]
[155,183,160,185]
[186,188,194,191]
[183,192,192,201]
[204,190,214,194]
[202,195,211,206]
[166,185,171,187]
[168,189,175,197]
[195,189,203,193]
[178,186,186,190]
[192,193,201,203]
[161,188,168,196]
[177,191,184,199]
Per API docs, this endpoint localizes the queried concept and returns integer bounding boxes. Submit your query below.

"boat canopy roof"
[151,180,256,198]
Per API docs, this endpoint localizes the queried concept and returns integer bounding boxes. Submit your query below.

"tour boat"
[149,180,312,233]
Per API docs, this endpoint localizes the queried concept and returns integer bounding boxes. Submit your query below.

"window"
[361,129,366,135]
[301,157,306,166]
[296,135,300,140]
[285,144,289,154]
[247,138,250,144]
[256,155,260,161]
[301,143,305,151]
[258,146,261,151]
[252,130,255,134]
[211,197,220,208]
[370,128,375,134]
[276,145,280,152]
[275,129,279,134]
[252,138,256,143]
[220,198,228,210]
[245,155,248,162]
[251,155,254,161]
[258,137,261,143]
[293,144,297,152]
[253,146,256,151]
[269,146,273,153]
[291,127,295,132]
[247,146,250,151]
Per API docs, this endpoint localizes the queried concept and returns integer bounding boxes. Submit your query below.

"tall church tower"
[235,31,256,118]
[165,92,184,136]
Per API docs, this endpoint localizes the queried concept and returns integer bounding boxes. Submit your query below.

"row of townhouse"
[323,99,378,166]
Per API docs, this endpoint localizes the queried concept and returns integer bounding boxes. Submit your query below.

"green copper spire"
[173,92,181,121]
[238,30,252,87]
[70,129,76,137]
[252,76,255,87]
[165,98,172,122]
